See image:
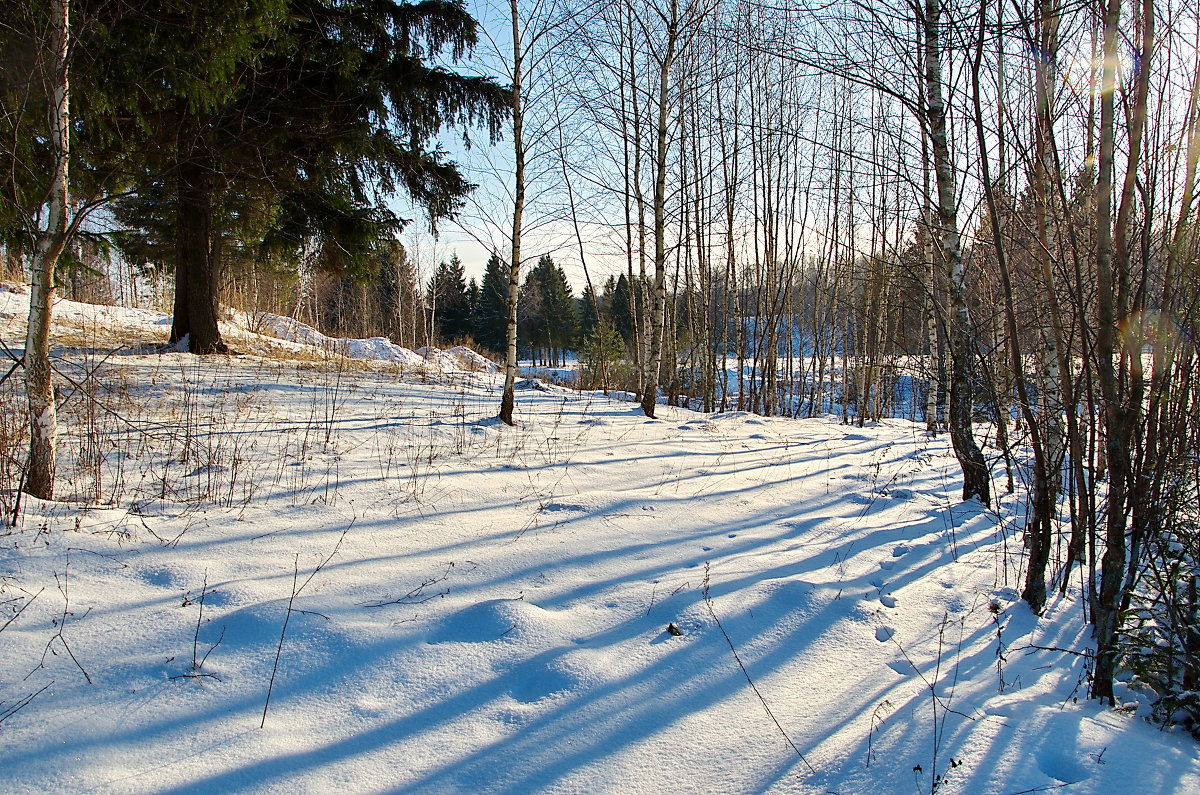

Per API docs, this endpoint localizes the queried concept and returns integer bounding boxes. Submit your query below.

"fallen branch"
[1018,644,1091,657]
[168,672,222,682]
[361,561,458,608]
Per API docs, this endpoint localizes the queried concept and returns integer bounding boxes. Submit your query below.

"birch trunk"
[25,0,71,500]
[640,0,680,419]
[499,0,524,426]
[923,0,990,505]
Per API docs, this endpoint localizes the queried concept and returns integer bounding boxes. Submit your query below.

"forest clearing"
[4,0,1200,791]
[0,290,1196,794]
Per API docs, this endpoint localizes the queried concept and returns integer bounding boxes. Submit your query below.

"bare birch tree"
[24,0,71,499]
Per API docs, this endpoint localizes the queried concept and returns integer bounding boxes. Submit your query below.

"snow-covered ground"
[0,288,1197,794]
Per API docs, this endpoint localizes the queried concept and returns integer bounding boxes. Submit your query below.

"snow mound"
[0,283,172,335]
[338,337,427,367]
[446,345,501,373]
[429,599,566,645]
[709,411,752,421]
[0,289,502,372]
[239,310,496,371]
[243,310,328,347]
[507,660,581,703]
[411,345,500,373]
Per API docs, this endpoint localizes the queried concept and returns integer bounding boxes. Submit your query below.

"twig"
[40,557,92,685]
[260,523,350,728]
[291,608,331,620]
[645,580,659,616]
[199,626,225,671]
[0,682,52,726]
[261,556,299,729]
[67,546,129,567]
[0,587,43,634]
[0,355,22,387]
[865,699,894,769]
[361,560,456,608]
[192,570,208,671]
[884,622,976,722]
[702,563,816,775]
[0,332,23,365]
[11,465,26,528]
[1000,784,1071,795]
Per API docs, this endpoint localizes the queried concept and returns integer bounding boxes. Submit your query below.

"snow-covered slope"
[0,285,497,373]
[0,291,1195,794]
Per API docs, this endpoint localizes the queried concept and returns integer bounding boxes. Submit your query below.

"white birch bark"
[500,0,524,426]
[25,0,71,499]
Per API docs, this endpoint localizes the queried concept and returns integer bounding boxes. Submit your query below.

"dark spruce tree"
[539,256,576,357]
[608,273,635,348]
[467,277,481,327]
[429,253,472,342]
[107,0,507,353]
[473,252,510,354]
[578,283,600,342]
[521,254,575,366]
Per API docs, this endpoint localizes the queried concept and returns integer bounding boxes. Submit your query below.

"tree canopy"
[1,0,508,353]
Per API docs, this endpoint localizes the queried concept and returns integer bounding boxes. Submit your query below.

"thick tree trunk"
[923,0,990,506]
[25,0,71,500]
[171,124,227,355]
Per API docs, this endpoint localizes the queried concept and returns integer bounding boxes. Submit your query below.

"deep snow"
[0,287,1196,794]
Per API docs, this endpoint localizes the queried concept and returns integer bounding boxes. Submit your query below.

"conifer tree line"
[5,0,1200,725]
[422,249,580,366]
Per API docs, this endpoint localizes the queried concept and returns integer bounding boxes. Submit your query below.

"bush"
[579,323,635,393]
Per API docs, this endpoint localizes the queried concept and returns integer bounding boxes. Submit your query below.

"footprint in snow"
[875,626,895,642]
[880,595,898,608]
[878,560,896,571]
[509,665,576,703]
[1035,741,1090,785]
[892,544,910,557]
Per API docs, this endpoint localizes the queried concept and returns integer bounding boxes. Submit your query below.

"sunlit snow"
[0,286,1196,794]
